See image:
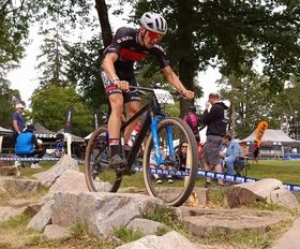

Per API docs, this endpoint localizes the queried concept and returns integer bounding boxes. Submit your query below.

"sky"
[6,7,220,110]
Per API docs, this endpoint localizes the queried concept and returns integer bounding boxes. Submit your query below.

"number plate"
[153,89,175,105]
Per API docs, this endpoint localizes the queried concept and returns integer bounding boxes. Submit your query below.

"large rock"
[51,192,163,236]
[33,155,79,187]
[224,178,300,208]
[116,231,198,249]
[27,200,54,232]
[126,218,165,236]
[43,224,71,240]
[270,218,300,249]
[175,206,291,236]
[43,170,89,200]
[0,177,39,194]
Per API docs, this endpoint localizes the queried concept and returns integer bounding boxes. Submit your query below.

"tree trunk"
[177,0,198,116]
[94,0,112,48]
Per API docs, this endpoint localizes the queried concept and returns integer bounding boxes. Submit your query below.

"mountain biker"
[101,12,195,168]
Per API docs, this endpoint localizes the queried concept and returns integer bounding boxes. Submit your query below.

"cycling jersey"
[183,113,200,142]
[101,27,170,102]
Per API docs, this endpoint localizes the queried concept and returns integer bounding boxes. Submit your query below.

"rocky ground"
[0,155,299,249]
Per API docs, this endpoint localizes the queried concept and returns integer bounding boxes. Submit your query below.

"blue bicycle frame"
[151,115,176,167]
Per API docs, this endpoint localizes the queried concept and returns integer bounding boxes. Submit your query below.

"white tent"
[0,127,13,135]
[241,129,300,147]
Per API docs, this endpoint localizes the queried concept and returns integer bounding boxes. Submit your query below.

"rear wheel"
[85,126,122,192]
[143,118,198,207]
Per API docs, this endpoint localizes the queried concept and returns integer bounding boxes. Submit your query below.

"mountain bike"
[85,86,198,207]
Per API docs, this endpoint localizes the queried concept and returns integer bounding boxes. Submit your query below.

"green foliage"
[0,84,21,128]
[63,37,106,108]
[30,85,93,136]
[112,225,143,243]
[132,0,300,93]
[0,1,30,77]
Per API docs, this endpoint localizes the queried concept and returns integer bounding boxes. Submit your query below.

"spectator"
[150,142,173,184]
[201,92,228,188]
[15,124,46,169]
[183,105,201,143]
[253,140,260,163]
[176,142,188,171]
[220,134,244,175]
[12,103,25,146]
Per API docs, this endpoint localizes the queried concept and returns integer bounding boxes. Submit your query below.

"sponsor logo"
[117,36,134,43]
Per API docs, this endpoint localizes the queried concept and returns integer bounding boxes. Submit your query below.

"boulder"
[116,231,198,249]
[270,218,300,249]
[224,178,300,208]
[51,192,164,236]
[33,155,79,187]
[126,218,165,236]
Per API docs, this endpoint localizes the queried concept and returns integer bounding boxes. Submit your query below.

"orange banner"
[255,121,268,146]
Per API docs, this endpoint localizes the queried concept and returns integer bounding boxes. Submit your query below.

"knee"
[110,96,124,114]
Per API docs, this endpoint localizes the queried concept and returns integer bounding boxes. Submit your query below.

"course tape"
[0,157,60,162]
[1,157,299,193]
[0,157,85,165]
[138,167,300,194]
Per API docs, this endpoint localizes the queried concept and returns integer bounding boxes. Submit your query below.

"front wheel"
[85,126,122,192]
[143,117,198,207]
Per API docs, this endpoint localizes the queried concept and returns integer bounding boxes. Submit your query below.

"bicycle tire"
[143,117,198,207]
[85,125,122,192]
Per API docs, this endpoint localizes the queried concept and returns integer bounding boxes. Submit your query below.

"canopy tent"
[33,123,57,139]
[57,129,85,143]
[241,129,300,147]
[0,127,13,135]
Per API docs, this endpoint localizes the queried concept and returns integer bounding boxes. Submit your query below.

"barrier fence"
[1,156,300,193]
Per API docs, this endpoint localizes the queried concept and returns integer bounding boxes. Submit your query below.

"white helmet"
[140,12,167,35]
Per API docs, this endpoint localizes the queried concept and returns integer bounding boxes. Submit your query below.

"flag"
[64,105,73,133]
[93,108,100,129]
[255,121,268,146]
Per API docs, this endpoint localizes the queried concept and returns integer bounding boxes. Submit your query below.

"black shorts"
[100,70,141,103]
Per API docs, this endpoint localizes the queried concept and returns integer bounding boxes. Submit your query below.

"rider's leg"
[123,101,141,145]
[108,93,124,158]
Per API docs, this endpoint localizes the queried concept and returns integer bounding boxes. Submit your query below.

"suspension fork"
[151,116,175,166]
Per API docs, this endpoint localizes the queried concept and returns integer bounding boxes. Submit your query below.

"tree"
[63,37,106,108]
[36,27,69,88]
[0,1,31,78]
[218,74,278,139]
[0,82,21,128]
[30,86,93,136]
[132,0,300,94]
[272,76,300,140]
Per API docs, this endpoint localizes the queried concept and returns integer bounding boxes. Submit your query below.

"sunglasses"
[147,30,163,40]
[182,145,188,148]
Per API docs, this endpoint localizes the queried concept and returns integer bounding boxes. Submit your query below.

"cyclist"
[101,12,195,168]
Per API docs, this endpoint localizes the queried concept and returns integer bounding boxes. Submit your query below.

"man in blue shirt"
[12,103,25,145]
[220,134,244,175]
[15,125,46,169]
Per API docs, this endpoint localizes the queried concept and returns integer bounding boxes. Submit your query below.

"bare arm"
[102,53,129,91]
[162,66,194,100]
[102,53,119,82]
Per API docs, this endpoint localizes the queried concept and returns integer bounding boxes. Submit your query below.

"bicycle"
[85,86,198,207]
